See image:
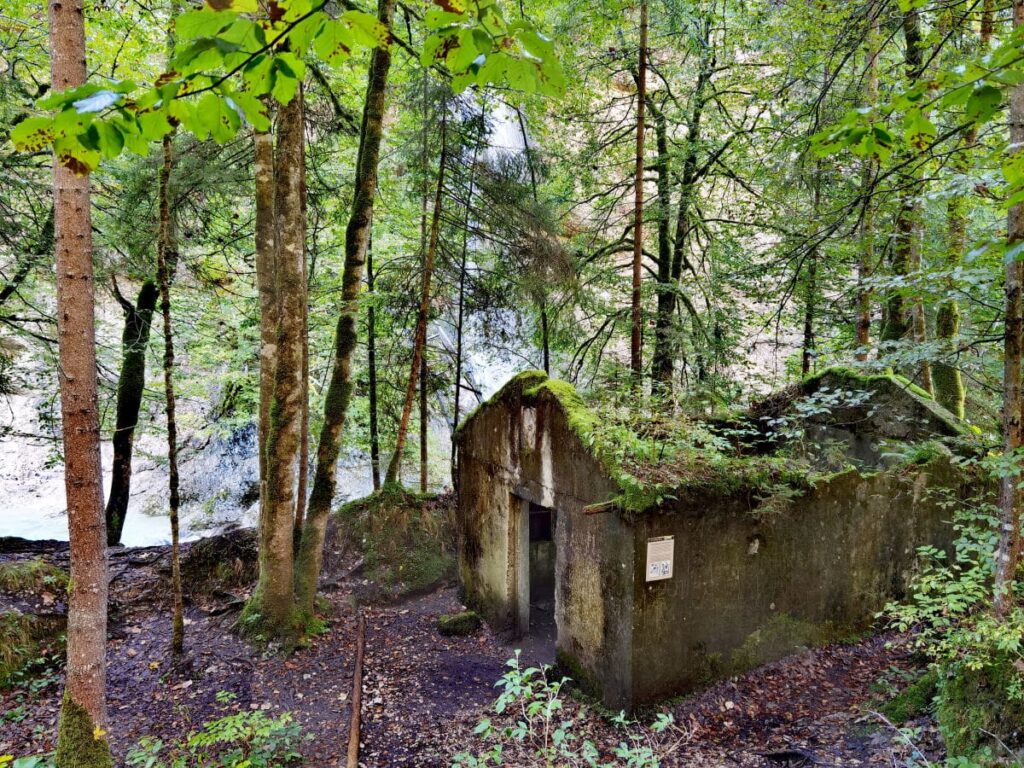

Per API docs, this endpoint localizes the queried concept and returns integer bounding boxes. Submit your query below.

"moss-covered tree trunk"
[294,0,394,617]
[994,0,1024,617]
[385,115,447,487]
[935,5,991,419]
[49,0,113,761]
[246,91,307,638]
[105,279,158,546]
[254,129,278,500]
[156,134,185,655]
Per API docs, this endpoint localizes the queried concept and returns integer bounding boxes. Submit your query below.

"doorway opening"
[515,499,557,662]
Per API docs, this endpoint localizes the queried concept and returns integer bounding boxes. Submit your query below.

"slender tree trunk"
[386,116,447,487]
[651,104,674,385]
[420,349,428,491]
[856,15,878,360]
[367,233,381,491]
[49,0,113,761]
[154,135,185,656]
[245,91,306,638]
[294,0,395,616]
[295,134,310,552]
[630,0,647,378]
[105,279,158,546]
[451,134,481,486]
[802,163,822,377]
[994,0,1024,617]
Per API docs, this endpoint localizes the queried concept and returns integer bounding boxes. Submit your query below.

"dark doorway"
[526,502,556,660]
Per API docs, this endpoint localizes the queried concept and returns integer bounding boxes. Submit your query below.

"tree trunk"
[154,135,185,655]
[245,91,306,638]
[883,10,924,353]
[367,233,381,491]
[255,129,278,499]
[651,103,674,386]
[105,279,158,546]
[856,15,878,360]
[295,132,310,553]
[49,0,113,761]
[385,115,447,487]
[419,350,428,492]
[935,4,992,418]
[630,0,647,379]
[993,0,1024,617]
[802,164,822,377]
[294,0,395,617]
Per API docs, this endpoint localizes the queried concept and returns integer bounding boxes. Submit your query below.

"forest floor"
[0,535,943,767]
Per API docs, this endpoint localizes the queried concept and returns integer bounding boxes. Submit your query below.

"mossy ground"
[0,559,68,596]
[437,610,481,636]
[335,485,454,600]
[936,657,1024,762]
[873,668,938,724]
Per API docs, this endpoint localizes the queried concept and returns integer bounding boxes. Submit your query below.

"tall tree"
[855,12,878,361]
[294,0,396,617]
[156,133,185,655]
[630,0,647,379]
[385,114,448,486]
[994,0,1024,617]
[48,0,113,761]
[245,91,307,638]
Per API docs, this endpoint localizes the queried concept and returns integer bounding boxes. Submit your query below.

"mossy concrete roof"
[456,367,968,516]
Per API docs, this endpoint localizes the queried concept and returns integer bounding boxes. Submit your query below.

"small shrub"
[125,692,304,767]
[451,652,688,767]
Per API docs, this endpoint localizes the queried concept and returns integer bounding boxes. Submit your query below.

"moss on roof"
[457,366,968,517]
[801,366,968,436]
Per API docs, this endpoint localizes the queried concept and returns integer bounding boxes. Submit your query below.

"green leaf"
[175,9,238,42]
[341,10,390,48]
[10,117,56,152]
[228,91,270,131]
[314,19,355,66]
[205,0,256,11]
[965,84,1002,124]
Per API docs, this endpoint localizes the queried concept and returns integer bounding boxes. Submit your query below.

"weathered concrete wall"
[455,373,633,704]
[627,458,968,706]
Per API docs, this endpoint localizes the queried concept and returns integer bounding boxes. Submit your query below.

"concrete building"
[454,369,971,709]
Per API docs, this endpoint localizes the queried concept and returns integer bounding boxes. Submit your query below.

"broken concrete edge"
[455,368,975,518]
[801,366,971,437]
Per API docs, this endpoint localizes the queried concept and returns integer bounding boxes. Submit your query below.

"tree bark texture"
[105,279,158,546]
[49,0,113,761]
[294,0,395,617]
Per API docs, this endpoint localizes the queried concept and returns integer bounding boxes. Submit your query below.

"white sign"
[645,536,674,582]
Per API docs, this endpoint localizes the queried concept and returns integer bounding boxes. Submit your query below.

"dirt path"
[1,544,938,767]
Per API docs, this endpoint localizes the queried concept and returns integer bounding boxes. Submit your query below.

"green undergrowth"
[335,485,454,600]
[0,559,68,596]
[0,610,64,690]
[936,656,1024,761]
[872,667,939,724]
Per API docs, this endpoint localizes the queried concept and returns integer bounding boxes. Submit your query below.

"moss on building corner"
[729,614,858,674]
[555,648,604,703]
[55,692,114,768]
